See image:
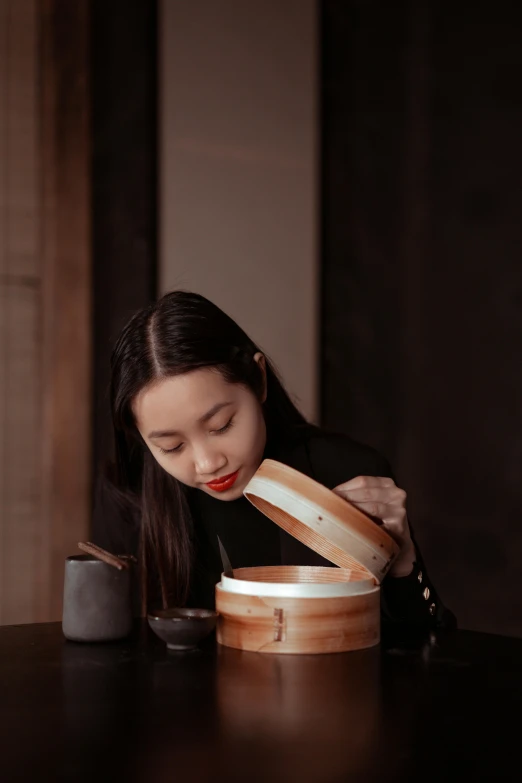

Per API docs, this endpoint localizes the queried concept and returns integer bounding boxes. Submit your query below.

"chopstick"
[78,541,131,571]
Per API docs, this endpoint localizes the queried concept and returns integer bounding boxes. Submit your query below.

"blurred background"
[1,0,521,637]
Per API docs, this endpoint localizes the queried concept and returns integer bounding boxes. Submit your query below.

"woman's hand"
[332,476,416,577]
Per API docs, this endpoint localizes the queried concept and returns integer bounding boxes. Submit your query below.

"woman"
[93,290,455,630]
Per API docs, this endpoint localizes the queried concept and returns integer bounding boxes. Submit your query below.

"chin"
[218,481,246,501]
[202,473,251,502]
[223,487,244,501]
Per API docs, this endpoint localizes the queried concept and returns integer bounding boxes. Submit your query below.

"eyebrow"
[147,401,234,439]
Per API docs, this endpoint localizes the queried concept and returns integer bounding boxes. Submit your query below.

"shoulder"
[276,425,394,490]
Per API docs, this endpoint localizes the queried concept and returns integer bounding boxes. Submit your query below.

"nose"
[193,441,227,479]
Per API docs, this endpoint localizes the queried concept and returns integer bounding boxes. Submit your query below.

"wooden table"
[0,621,520,782]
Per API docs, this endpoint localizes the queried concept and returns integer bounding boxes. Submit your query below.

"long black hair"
[110,290,308,612]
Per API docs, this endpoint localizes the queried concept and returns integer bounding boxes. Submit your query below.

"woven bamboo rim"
[220,565,375,598]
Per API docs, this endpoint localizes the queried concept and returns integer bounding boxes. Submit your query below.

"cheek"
[238,407,266,460]
[150,450,192,484]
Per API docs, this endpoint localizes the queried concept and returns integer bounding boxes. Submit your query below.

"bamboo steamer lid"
[243,459,400,583]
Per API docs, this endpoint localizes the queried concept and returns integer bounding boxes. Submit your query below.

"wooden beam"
[0,0,91,624]
[39,0,91,621]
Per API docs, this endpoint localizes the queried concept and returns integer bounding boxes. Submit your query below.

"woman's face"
[133,360,267,501]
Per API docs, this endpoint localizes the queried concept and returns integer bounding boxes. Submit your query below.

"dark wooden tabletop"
[0,621,520,782]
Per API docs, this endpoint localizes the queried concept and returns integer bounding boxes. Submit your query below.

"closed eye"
[159,443,183,455]
[158,417,234,455]
[212,417,234,435]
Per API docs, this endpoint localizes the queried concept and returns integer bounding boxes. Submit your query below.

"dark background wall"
[321,0,522,637]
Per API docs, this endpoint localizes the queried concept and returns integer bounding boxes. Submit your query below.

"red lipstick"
[206,470,240,493]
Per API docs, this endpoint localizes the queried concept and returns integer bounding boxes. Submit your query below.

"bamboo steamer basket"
[215,459,400,654]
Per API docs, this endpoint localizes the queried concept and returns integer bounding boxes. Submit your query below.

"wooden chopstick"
[78,541,130,571]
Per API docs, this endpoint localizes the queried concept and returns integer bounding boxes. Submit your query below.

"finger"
[346,500,397,522]
[334,486,406,506]
[340,497,408,532]
[333,476,396,493]
[380,522,404,545]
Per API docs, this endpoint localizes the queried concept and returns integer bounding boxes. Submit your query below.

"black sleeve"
[304,431,457,631]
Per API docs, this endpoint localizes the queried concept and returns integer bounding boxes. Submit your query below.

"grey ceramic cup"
[62,554,133,642]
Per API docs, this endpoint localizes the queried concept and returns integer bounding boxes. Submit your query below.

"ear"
[253,352,267,403]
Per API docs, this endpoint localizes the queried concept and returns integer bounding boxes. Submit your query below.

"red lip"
[206,470,240,492]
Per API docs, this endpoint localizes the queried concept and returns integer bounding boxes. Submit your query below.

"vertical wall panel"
[159,0,319,421]
[321,0,522,637]
[0,0,91,624]
[0,0,43,623]
[91,0,158,476]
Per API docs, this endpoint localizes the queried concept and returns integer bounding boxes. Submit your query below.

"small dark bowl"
[147,608,218,651]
